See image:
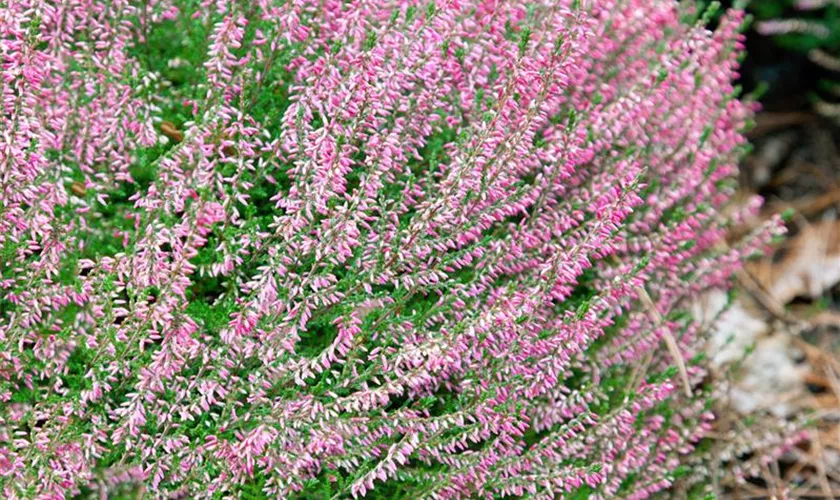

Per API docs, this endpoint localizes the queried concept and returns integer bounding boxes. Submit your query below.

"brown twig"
[636,286,692,397]
[746,111,816,139]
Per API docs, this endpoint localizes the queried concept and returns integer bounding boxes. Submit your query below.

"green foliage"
[752,0,840,53]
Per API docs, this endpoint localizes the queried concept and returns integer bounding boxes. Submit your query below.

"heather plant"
[0,0,780,498]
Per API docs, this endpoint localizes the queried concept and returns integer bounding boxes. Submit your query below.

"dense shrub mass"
[0,0,780,498]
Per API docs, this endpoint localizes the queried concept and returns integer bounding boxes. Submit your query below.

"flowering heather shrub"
[0,0,781,498]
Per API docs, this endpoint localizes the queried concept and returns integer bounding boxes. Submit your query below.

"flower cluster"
[0,0,778,498]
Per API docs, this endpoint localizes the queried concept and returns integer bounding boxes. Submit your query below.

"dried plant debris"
[705,210,840,495]
[753,219,840,305]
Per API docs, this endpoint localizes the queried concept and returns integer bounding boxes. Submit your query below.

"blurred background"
[710,0,840,497]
